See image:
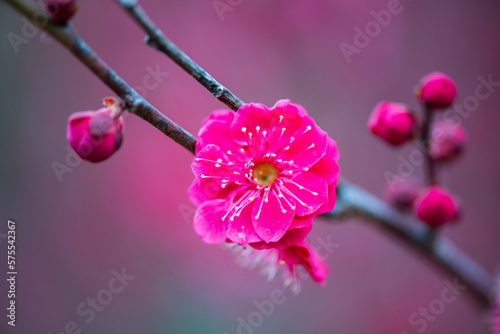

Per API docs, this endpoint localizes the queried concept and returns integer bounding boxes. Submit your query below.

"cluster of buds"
[369,72,465,228]
[66,97,125,163]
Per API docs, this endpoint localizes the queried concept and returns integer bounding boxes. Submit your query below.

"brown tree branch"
[2,0,496,309]
[2,0,197,154]
[324,179,497,308]
[116,0,244,111]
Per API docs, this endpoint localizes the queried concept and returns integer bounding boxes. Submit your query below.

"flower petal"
[196,119,239,153]
[226,202,263,245]
[283,241,329,284]
[193,199,229,244]
[309,137,340,184]
[230,103,276,146]
[288,214,315,229]
[251,188,295,243]
[201,109,234,128]
[277,123,328,170]
[268,100,315,150]
[281,172,328,217]
[188,177,232,206]
[250,225,312,250]
[317,181,338,214]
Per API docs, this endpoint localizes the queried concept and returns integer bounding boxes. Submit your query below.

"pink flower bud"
[417,72,457,110]
[415,186,459,227]
[368,101,416,146]
[66,100,124,163]
[384,177,421,212]
[430,120,466,162]
[45,0,78,25]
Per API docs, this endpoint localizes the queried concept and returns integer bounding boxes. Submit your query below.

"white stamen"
[241,127,247,132]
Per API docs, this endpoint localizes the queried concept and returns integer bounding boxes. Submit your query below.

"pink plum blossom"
[189,100,340,249]
[228,239,329,292]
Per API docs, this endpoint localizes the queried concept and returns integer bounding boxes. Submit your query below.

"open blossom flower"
[227,239,329,293]
[189,100,339,249]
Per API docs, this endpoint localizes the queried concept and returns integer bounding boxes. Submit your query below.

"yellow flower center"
[253,162,278,186]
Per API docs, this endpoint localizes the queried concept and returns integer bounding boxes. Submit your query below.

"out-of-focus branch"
[3,0,496,311]
[323,179,497,308]
[115,0,245,111]
[2,0,197,154]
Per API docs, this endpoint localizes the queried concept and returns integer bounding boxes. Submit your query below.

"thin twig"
[115,0,245,111]
[2,0,197,154]
[323,179,497,308]
[2,0,496,309]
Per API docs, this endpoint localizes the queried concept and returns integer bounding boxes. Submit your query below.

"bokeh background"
[1,0,499,333]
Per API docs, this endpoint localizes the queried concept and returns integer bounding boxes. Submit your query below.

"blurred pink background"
[1,0,499,333]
